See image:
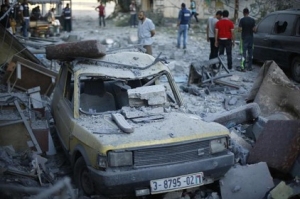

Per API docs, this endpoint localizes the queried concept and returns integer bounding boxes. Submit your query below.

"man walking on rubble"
[95,2,105,27]
[190,0,199,23]
[215,10,235,71]
[137,11,155,55]
[19,0,30,37]
[177,3,191,49]
[238,8,256,72]
[207,10,222,61]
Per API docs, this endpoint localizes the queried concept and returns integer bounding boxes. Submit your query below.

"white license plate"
[150,172,204,194]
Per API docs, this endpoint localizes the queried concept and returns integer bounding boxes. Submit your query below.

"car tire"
[74,157,95,196]
[291,56,300,82]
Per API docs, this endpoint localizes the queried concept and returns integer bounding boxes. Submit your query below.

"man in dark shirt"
[0,4,12,34]
[238,8,256,71]
[215,10,235,70]
[62,3,72,32]
[20,0,30,37]
[176,3,191,49]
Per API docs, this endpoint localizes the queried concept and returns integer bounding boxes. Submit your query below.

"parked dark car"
[253,9,300,82]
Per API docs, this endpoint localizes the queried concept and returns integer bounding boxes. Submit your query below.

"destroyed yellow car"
[51,51,234,197]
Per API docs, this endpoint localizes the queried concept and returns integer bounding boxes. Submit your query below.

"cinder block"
[220,162,274,199]
[128,85,166,107]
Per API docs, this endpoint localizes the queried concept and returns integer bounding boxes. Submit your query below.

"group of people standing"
[207,8,255,71]
[178,2,256,72]
[0,0,72,38]
[95,1,155,56]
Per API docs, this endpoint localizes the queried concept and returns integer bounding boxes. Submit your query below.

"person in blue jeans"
[238,8,256,71]
[19,0,30,37]
[176,3,191,49]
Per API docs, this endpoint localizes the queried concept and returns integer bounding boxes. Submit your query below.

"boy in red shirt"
[215,10,235,70]
[95,2,105,27]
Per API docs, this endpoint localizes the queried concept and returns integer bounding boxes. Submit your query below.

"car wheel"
[291,57,300,82]
[74,157,95,196]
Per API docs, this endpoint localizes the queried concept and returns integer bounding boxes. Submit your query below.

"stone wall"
[150,0,293,21]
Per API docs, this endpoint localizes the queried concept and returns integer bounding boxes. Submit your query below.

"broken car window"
[257,15,276,34]
[78,73,178,114]
[274,14,296,35]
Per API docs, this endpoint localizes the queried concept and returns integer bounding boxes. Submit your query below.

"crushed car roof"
[72,52,171,79]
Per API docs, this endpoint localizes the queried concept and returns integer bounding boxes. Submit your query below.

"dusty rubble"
[0,12,300,199]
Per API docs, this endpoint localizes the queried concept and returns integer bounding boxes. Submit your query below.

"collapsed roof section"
[0,25,41,66]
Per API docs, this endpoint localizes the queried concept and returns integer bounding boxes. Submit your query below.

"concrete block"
[269,181,293,199]
[228,96,238,105]
[290,154,300,178]
[203,103,261,128]
[220,162,274,199]
[247,120,300,173]
[128,85,166,107]
[251,116,268,141]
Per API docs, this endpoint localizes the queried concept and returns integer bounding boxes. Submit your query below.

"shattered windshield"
[78,73,179,114]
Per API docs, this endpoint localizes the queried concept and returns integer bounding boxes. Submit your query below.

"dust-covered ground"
[68,8,262,121]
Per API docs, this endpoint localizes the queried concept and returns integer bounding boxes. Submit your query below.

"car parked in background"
[253,9,300,82]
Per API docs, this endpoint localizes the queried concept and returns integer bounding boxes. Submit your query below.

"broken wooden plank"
[14,100,42,154]
[5,166,37,179]
[3,55,57,96]
[45,40,106,60]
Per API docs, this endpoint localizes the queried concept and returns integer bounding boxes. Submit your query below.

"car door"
[268,13,298,68]
[253,14,277,61]
[52,68,75,150]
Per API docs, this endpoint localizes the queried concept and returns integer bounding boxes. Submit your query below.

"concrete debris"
[268,181,300,199]
[247,60,300,119]
[1,9,300,198]
[245,116,269,141]
[248,120,300,173]
[228,96,238,105]
[128,85,167,106]
[180,84,203,96]
[204,102,261,128]
[220,162,274,199]
[0,177,75,199]
[230,131,252,165]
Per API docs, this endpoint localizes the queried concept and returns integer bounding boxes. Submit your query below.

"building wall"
[146,0,288,21]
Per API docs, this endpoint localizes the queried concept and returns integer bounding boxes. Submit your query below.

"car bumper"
[88,151,234,197]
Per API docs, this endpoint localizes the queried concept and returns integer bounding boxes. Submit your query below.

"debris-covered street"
[0,1,300,199]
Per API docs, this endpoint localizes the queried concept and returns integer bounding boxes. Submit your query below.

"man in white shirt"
[137,11,155,55]
[206,10,222,60]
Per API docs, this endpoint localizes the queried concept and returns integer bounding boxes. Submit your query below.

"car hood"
[74,110,229,154]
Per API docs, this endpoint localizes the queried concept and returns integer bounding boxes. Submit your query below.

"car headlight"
[98,155,108,168]
[108,151,133,167]
[210,138,227,154]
